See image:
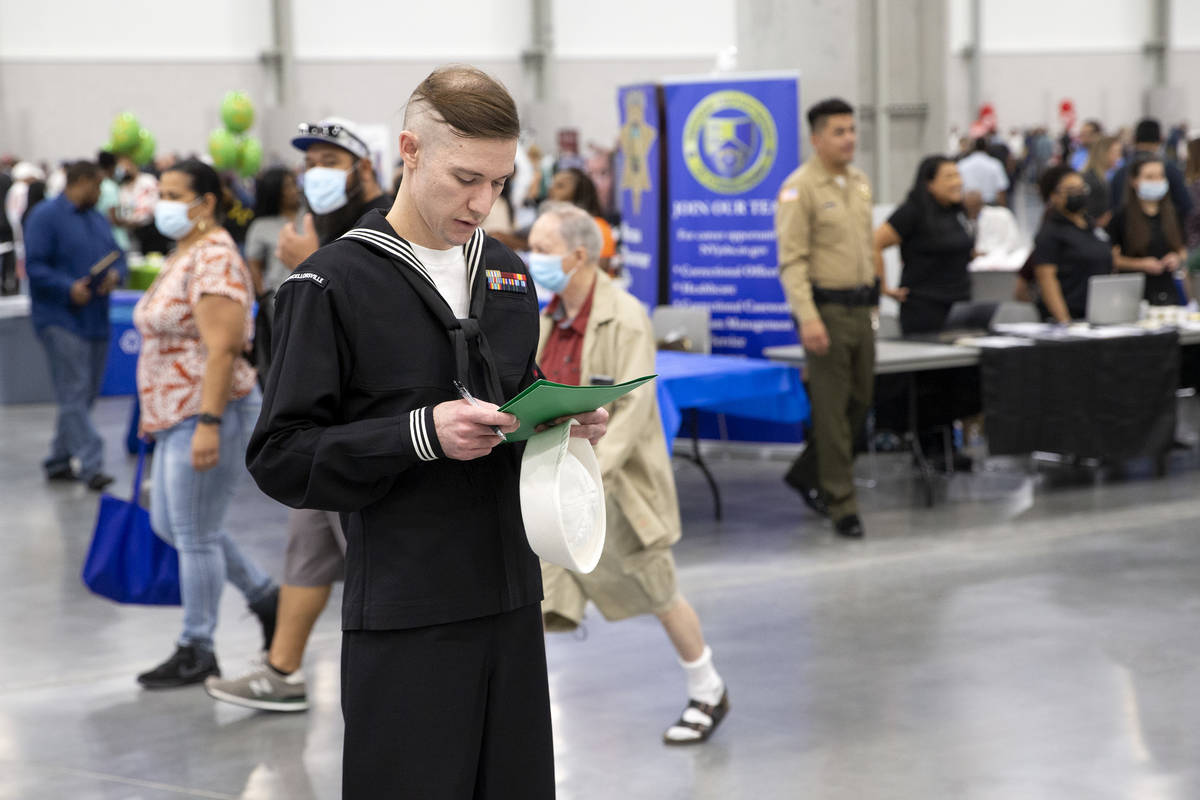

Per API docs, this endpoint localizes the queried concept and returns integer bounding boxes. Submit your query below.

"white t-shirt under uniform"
[409,242,470,318]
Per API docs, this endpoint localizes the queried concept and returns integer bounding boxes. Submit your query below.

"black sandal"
[662,689,730,745]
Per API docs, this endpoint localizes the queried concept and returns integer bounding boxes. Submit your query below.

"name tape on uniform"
[283,272,329,288]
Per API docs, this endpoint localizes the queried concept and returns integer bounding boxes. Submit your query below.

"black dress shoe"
[85,473,115,492]
[138,645,220,689]
[833,514,865,539]
[46,465,78,482]
[783,474,829,517]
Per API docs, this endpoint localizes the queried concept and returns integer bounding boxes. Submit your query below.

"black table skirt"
[981,331,1179,460]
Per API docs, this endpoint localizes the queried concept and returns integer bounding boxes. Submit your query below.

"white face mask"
[303,166,351,215]
[1136,179,1168,202]
[153,198,201,240]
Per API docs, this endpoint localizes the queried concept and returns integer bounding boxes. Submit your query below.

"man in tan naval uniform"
[775,98,876,539]
[528,202,731,745]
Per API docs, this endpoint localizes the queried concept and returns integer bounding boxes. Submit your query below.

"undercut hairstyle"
[538,201,603,262]
[807,98,854,134]
[65,161,100,186]
[404,65,520,140]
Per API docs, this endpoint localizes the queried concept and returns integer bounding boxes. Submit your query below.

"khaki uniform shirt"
[775,159,875,323]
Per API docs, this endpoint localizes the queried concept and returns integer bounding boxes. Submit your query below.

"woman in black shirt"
[874,156,975,334]
[1107,155,1188,306]
[1031,165,1113,322]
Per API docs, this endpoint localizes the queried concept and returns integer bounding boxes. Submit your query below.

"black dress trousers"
[341,604,555,800]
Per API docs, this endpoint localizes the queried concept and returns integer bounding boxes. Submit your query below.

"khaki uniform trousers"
[787,303,875,520]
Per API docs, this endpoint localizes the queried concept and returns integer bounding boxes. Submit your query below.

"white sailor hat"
[291,117,371,161]
[519,420,606,574]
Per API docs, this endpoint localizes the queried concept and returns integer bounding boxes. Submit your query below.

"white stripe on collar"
[341,227,486,301]
[341,229,435,287]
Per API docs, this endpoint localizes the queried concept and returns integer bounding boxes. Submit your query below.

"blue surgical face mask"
[303,166,351,215]
[1136,179,1168,202]
[154,199,201,240]
[528,252,574,294]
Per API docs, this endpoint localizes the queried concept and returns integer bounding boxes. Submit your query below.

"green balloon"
[238,136,264,178]
[208,128,240,170]
[110,112,140,155]
[221,91,255,134]
[132,128,156,166]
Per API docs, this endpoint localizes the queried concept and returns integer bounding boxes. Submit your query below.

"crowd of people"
[8,63,1200,795]
[5,66,732,798]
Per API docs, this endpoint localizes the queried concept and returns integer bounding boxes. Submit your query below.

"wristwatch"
[197,413,223,426]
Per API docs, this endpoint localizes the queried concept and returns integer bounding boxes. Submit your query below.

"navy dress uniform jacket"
[247,209,543,631]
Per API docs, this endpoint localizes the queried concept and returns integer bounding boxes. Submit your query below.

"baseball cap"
[519,420,606,573]
[291,117,370,160]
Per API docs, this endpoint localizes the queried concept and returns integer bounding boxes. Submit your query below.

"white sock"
[679,645,724,706]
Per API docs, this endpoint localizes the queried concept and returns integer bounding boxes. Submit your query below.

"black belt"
[812,282,879,307]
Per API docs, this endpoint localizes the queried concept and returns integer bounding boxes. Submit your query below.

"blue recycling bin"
[101,290,142,396]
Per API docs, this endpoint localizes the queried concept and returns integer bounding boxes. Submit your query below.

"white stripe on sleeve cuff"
[409,408,438,461]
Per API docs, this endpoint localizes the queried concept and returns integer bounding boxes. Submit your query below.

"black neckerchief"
[340,210,504,404]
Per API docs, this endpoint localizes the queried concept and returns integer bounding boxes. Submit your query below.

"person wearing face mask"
[274,117,390,273]
[132,159,279,689]
[1107,155,1189,305]
[530,202,730,745]
[24,161,126,489]
[246,66,606,798]
[1109,118,1194,219]
[1030,166,1114,322]
[206,119,390,715]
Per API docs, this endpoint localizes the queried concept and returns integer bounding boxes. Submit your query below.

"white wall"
[292,1,530,60]
[554,0,736,58]
[0,0,272,60]
[948,0,1149,54]
[945,0,1196,131]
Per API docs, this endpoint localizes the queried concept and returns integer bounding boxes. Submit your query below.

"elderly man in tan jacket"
[527,202,730,745]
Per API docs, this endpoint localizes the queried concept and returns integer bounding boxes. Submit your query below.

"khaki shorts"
[283,508,346,586]
[541,495,679,632]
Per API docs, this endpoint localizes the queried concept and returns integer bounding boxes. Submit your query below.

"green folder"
[499,375,657,442]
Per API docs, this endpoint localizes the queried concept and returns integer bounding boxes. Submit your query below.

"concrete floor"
[3,396,1200,799]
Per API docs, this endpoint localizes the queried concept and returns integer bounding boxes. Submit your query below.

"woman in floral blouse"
[132,159,278,688]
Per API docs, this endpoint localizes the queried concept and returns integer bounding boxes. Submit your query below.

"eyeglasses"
[297,122,368,153]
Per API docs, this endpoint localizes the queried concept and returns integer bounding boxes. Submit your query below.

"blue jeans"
[36,325,108,479]
[150,388,274,653]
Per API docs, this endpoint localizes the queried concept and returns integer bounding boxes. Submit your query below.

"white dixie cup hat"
[519,419,606,573]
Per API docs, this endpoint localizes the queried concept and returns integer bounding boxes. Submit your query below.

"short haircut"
[807,98,854,133]
[538,201,603,261]
[1038,164,1075,203]
[973,137,989,152]
[65,161,100,186]
[1082,119,1103,134]
[1134,118,1162,144]
[405,65,520,140]
[96,150,116,171]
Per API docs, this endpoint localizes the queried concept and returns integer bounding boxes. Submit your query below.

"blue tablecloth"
[654,351,810,440]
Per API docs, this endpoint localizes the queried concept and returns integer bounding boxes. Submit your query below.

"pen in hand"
[453,380,508,442]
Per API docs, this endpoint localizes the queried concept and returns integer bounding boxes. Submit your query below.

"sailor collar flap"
[340,214,505,404]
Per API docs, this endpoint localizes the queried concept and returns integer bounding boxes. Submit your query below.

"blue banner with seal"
[616,83,664,308]
[663,74,801,357]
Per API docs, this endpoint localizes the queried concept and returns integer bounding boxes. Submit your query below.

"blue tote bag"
[82,444,181,605]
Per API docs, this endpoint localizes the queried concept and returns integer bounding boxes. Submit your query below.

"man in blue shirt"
[25,161,127,490]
